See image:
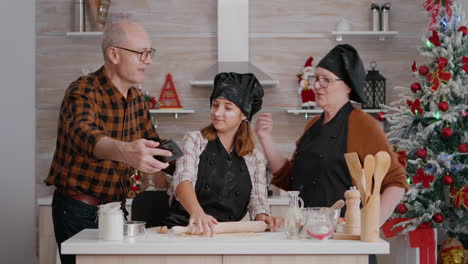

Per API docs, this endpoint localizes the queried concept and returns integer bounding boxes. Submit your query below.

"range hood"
[190,0,278,86]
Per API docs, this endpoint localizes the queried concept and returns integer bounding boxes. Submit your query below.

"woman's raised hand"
[255,113,274,141]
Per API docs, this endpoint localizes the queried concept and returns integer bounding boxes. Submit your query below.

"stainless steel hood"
[190,0,278,86]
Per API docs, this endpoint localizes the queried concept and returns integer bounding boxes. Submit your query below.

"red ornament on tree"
[443,174,453,185]
[410,82,421,93]
[441,127,453,138]
[459,143,468,153]
[432,213,444,223]
[438,101,449,112]
[396,203,408,214]
[416,148,428,159]
[458,26,468,36]
[376,112,386,122]
[419,65,429,76]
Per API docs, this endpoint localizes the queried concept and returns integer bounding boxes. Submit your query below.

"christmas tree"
[382,0,468,236]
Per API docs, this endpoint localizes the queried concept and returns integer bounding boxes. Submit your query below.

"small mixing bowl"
[124,221,146,237]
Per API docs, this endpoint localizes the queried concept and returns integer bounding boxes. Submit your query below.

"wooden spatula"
[363,155,375,204]
[372,151,391,196]
[344,152,366,205]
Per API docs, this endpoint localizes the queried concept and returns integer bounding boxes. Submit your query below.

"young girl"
[163,72,282,236]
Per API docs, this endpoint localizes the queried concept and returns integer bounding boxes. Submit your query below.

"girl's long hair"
[200,121,255,157]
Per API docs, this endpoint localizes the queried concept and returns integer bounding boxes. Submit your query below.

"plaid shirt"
[169,131,271,219]
[45,66,163,203]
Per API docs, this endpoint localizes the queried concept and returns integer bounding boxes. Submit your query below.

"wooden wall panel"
[36,36,217,108]
[250,0,427,34]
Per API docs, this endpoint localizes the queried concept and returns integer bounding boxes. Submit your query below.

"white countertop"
[62,229,389,255]
[37,195,289,206]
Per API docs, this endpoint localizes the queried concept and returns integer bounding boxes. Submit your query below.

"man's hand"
[255,213,284,232]
[120,139,172,173]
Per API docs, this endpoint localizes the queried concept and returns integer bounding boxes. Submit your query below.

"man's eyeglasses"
[113,46,156,61]
[307,76,342,89]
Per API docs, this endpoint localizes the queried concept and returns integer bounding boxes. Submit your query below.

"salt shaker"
[344,187,361,235]
[381,3,391,31]
[371,3,380,32]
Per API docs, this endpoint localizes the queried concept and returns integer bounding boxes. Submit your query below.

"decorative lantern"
[363,61,386,109]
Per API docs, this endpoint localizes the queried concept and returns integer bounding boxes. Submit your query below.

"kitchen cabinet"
[38,195,289,264]
[61,229,389,264]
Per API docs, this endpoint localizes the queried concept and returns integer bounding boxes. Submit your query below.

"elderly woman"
[255,44,408,226]
[163,72,283,235]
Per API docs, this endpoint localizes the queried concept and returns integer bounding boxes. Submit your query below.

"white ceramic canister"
[98,202,124,241]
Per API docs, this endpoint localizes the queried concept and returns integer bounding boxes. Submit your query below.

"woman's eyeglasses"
[307,76,342,89]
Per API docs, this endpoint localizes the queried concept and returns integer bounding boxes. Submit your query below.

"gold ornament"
[438,237,467,264]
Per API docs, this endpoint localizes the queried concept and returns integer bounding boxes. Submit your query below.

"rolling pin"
[172,221,268,235]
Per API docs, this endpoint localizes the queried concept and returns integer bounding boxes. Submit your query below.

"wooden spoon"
[372,151,391,196]
[330,199,345,210]
[344,152,366,205]
[363,155,376,204]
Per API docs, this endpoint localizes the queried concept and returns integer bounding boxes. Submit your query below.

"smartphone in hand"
[154,140,183,163]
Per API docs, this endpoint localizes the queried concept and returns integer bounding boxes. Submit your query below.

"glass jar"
[284,191,305,239]
[300,207,335,240]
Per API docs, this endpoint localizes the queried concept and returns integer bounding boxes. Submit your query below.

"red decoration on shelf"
[407,99,424,115]
[442,174,453,185]
[298,57,316,109]
[428,58,452,91]
[396,203,408,214]
[459,143,468,153]
[411,82,421,93]
[441,127,453,138]
[458,26,468,36]
[145,97,157,109]
[419,65,430,76]
[416,148,428,159]
[158,74,182,109]
[376,111,386,122]
[432,213,444,223]
[462,56,468,72]
[428,30,441,47]
[413,168,435,188]
[450,186,468,209]
[412,61,417,72]
[438,101,449,112]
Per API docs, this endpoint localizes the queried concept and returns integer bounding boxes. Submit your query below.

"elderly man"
[45,21,173,264]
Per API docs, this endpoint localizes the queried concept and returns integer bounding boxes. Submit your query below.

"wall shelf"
[149,109,195,119]
[65,31,102,37]
[287,108,382,119]
[331,31,399,41]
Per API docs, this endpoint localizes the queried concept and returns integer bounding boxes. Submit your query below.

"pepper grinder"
[344,187,361,235]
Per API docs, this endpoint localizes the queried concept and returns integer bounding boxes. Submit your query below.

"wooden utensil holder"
[361,193,380,242]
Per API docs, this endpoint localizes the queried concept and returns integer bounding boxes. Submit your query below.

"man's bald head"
[101,21,149,61]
